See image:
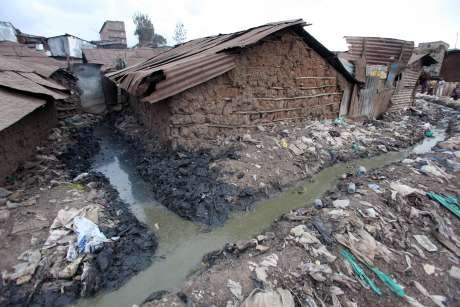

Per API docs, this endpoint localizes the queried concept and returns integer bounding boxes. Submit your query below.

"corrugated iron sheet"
[345,36,414,65]
[82,47,169,72]
[390,68,420,110]
[0,41,65,77]
[440,50,460,82]
[108,19,355,104]
[0,71,67,100]
[0,87,46,131]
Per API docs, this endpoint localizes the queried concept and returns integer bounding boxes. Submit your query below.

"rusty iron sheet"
[107,19,309,103]
[0,41,65,77]
[345,36,414,65]
[440,50,460,82]
[0,70,67,100]
[82,47,169,72]
[0,87,46,131]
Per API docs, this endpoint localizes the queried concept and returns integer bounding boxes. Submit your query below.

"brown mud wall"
[131,30,347,149]
[0,101,56,182]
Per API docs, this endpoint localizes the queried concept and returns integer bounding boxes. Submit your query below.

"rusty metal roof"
[344,36,414,65]
[82,47,169,72]
[108,19,355,104]
[0,41,66,77]
[0,53,68,131]
[440,50,460,82]
[0,88,46,131]
[408,52,437,66]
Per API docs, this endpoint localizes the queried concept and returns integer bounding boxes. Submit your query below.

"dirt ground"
[0,114,157,306]
[113,99,451,225]
[143,102,460,306]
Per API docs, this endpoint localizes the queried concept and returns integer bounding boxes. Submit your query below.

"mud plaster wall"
[0,101,56,182]
[131,30,347,149]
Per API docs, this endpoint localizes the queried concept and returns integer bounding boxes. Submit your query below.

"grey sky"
[1,0,459,50]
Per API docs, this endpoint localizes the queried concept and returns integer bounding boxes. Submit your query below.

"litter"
[2,249,41,285]
[356,166,366,176]
[412,280,447,307]
[413,235,438,252]
[333,199,350,209]
[390,182,424,197]
[312,217,334,245]
[314,198,323,209]
[448,266,460,280]
[240,288,294,307]
[340,249,381,295]
[74,216,107,253]
[367,183,382,193]
[369,266,405,297]
[290,225,320,244]
[347,183,356,194]
[427,192,460,218]
[303,261,332,282]
[423,264,435,275]
[260,253,278,267]
[227,279,242,301]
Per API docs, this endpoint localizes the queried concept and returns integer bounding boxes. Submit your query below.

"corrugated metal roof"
[0,87,46,131]
[108,19,356,104]
[82,47,169,72]
[344,36,414,65]
[408,52,437,66]
[0,41,65,77]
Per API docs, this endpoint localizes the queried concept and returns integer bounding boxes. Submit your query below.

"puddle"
[78,125,446,307]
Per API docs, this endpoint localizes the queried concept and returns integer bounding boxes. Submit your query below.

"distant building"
[416,41,449,77]
[0,21,17,42]
[47,34,96,59]
[99,20,127,48]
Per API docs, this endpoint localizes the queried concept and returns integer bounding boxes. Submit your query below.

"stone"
[449,266,460,280]
[314,199,323,209]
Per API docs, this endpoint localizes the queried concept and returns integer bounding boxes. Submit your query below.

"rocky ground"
[0,114,157,306]
[113,99,451,225]
[142,100,460,306]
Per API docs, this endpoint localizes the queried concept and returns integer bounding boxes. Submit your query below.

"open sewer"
[78,123,447,307]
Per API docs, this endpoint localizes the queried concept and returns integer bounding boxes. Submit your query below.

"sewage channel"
[78,124,447,307]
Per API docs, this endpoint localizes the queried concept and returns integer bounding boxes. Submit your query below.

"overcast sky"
[1,0,459,50]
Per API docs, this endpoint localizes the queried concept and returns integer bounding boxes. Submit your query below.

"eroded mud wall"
[0,102,56,182]
[131,30,346,149]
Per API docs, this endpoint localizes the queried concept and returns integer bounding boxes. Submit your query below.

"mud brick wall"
[0,101,56,183]
[131,30,347,149]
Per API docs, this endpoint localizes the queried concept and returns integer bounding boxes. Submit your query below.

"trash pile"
[143,108,460,306]
[113,100,450,225]
[0,113,157,306]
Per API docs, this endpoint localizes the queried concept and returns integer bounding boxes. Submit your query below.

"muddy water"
[79,126,446,307]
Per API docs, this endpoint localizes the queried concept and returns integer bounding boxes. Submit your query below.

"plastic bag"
[73,216,107,253]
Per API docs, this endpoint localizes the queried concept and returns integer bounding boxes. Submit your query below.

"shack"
[0,55,69,182]
[108,19,356,149]
[47,34,96,59]
[391,52,437,110]
[79,47,168,113]
[440,49,460,96]
[341,36,414,117]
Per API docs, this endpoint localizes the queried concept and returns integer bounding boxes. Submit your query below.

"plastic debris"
[369,266,405,297]
[314,198,323,209]
[74,216,107,253]
[449,266,460,280]
[2,249,41,285]
[423,263,435,275]
[424,130,434,138]
[347,183,356,194]
[390,182,424,197]
[333,199,350,209]
[340,249,382,295]
[412,280,447,307]
[227,279,243,301]
[368,183,382,193]
[240,288,294,307]
[413,235,438,252]
[427,192,460,218]
[356,166,366,176]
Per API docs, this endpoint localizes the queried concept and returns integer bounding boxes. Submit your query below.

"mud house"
[0,50,68,182]
[108,19,356,149]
